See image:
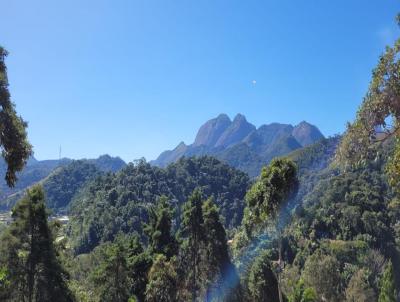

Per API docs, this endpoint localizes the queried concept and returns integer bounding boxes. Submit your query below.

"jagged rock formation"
[152,114,324,177]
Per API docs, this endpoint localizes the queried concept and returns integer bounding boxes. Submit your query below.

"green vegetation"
[0,156,126,211]
[0,186,73,301]
[68,156,250,254]
[0,47,32,187]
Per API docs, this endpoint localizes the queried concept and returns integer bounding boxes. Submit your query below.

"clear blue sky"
[1,1,399,162]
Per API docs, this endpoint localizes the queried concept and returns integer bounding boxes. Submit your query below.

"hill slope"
[68,156,250,253]
[0,155,126,211]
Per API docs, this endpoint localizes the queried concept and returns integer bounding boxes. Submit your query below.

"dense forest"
[1,11,400,302]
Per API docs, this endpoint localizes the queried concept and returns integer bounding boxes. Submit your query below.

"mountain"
[214,114,256,148]
[0,155,126,211]
[193,113,231,147]
[152,114,324,176]
[87,154,126,173]
[0,157,72,201]
[292,121,325,146]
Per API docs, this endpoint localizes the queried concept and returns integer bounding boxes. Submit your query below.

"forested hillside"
[0,155,126,211]
[0,157,72,201]
[67,156,250,254]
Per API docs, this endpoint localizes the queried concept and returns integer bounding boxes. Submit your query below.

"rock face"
[243,123,294,152]
[193,114,232,147]
[215,114,256,148]
[151,114,325,176]
[292,121,324,147]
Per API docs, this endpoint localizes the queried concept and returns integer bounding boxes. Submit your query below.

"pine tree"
[180,189,205,301]
[143,196,178,259]
[378,261,397,302]
[0,185,73,302]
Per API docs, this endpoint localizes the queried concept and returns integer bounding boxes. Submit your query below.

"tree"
[128,251,153,302]
[180,189,205,301]
[247,250,280,302]
[243,158,298,302]
[302,251,342,302]
[378,261,397,302]
[91,239,130,302]
[0,185,73,302]
[145,254,177,302]
[0,47,32,187]
[181,189,205,301]
[143,196,178,259]
[288,279,317,302]
[201,197,240,301]
[336,16,400,192]
[345,269,376,302]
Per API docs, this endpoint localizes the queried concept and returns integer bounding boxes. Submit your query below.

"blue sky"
[1,1,399,162]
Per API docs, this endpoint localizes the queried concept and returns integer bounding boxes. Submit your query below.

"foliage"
[180,189,205,300]
[345,269,376,302]
[177,190,240,301]
[288,279,317,302]
[90,238,131,302]
[0,155,126,211]
[143,196,178,259]
[302,251,342,302]
[0,47,32,187]
[379,261,397,302]
[68,157,249,254]
[201,197,240,301]
[247,250,279,302]
[145,254,177,302]
[43,160,101,210]
[0,185,73,301]
[243,157,298,235]
[336,16,400,195]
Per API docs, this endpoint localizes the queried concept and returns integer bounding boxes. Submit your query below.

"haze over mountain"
[152,113,324,176]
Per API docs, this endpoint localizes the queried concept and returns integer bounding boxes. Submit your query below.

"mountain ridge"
[0,154,126,210]
[152,113,324,176]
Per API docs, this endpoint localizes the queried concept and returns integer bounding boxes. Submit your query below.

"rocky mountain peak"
[292,121,324,146]
[193,114,232,147]
[214,114,256,148]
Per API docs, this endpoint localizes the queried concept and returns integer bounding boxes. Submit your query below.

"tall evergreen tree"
[378,261,397,302]
[0,47,32,187]
[143,196,178,259]
[180,189,205,301]
[0,185,73,302]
